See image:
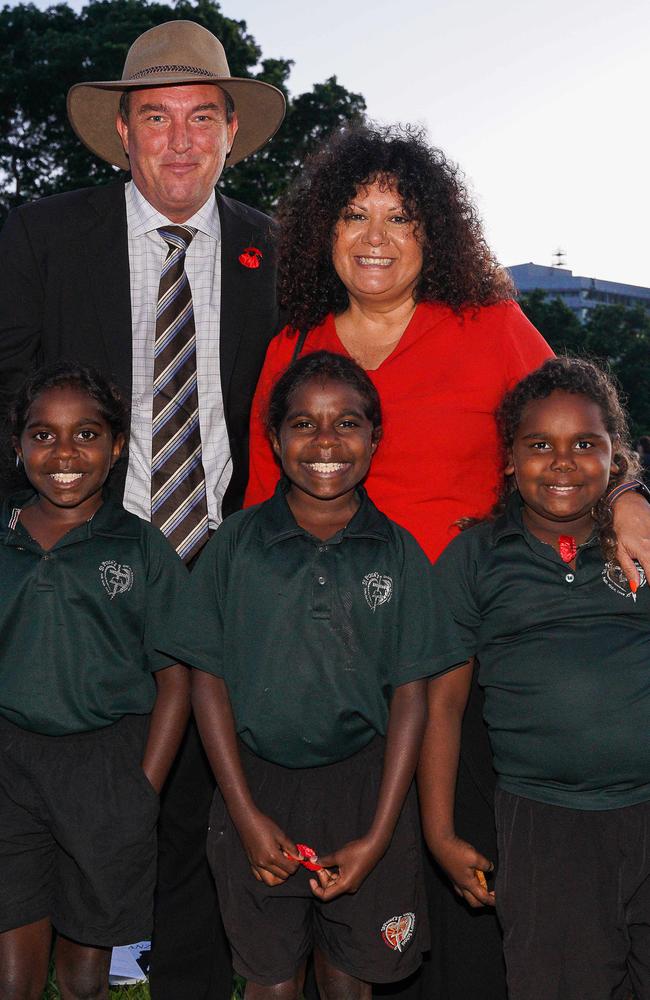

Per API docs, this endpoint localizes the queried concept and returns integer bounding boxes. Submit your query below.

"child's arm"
[142,663,191,793]
[418,659,495,908]
[192,668,300,886]
[310,678,427,902]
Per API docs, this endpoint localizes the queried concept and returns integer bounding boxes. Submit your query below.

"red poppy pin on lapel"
[239,246,263,269]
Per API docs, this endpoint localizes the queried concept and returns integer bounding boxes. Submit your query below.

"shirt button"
[318,545,328,553]
[318,576,326,585]
[42,554,51,561]
[565,573,574,583]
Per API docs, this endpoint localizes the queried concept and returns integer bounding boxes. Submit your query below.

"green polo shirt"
[432,492,650,810]
[162,482,458,768]
[0,493,187,736]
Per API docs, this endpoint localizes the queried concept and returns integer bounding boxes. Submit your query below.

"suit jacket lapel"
[217,192,255,403]
[82,183,132,396]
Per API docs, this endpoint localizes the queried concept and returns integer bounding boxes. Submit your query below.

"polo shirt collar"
[491,491,528,545]
[1,493,140,546]
[125,179,220,242]
[261,479,391,547]
[491,490,598,555]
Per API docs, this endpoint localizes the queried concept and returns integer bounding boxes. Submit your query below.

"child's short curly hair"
[10,361,129,442]
[266,350,382,439]
[491,357,640,562]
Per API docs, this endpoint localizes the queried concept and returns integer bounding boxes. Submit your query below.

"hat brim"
[67,76,286,169]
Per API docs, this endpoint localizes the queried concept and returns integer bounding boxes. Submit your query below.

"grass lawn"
[44,975,150,999]
[44,970,246,999]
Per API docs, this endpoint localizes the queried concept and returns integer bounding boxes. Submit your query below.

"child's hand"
[308,836,383,901]
[236,809,300,887]
[433,833,495,908]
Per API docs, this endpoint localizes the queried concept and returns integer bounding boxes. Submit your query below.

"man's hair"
[118,86,235,124]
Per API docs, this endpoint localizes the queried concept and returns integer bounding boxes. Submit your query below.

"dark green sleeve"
[142,523,190,671]
[155,523,233,676]
[430,528,483,663]
[393,528,471,685]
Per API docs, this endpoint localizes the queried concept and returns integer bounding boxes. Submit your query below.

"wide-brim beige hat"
[67,20,286,169]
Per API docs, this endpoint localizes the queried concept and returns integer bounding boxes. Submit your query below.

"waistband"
[0,713,150,745]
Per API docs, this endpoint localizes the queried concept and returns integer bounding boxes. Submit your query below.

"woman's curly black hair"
[488,357,640,562]
[276,123,512,333]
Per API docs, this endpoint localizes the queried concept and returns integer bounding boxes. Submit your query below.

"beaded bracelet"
[606,478,650,507]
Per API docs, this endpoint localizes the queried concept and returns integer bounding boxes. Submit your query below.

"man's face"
[116,83,238,222]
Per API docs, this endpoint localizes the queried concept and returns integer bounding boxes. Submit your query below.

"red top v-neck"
[244,300,552,562]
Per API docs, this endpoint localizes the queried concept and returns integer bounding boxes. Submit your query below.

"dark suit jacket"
[0,181,280,514]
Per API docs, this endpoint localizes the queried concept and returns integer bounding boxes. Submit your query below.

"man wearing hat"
[0,19,285,1000]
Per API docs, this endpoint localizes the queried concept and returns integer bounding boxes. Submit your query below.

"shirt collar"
[1,493,141,547]
[491,490,599,553]
[491,491,527,545]
[125,179,221,242]
[260,479,391,548]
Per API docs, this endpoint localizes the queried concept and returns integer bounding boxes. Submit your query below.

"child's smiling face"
[506,390,618,543]
[15,385,125,519]
[270,377,380,506]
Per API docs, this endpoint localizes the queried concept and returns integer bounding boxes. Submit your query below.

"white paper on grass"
[109,941,150,984]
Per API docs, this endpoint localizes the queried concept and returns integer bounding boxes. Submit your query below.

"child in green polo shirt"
[420,357,650,1000]
[162,351,459,994]
[0,362,190,1000]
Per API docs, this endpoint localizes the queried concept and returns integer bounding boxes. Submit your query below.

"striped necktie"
[151,225,209,563]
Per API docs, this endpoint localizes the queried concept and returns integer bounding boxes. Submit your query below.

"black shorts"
[495,788,650,1000]
[207,738,429,986]
[0,714,159,946]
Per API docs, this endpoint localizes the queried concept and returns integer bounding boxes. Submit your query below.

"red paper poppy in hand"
[284,842,323,872]
[239,246,263,269]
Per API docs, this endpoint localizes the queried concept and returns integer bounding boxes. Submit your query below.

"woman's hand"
[433,833,495,909]
[612,491,650,586]
[236,807,300,886]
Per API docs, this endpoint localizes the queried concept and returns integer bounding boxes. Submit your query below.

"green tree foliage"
[519,290,650,436]
[0,0,366,219]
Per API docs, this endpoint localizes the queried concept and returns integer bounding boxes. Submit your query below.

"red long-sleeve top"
[244,301,552,562]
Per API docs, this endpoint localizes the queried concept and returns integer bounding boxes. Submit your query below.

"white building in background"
[508,263,650,322]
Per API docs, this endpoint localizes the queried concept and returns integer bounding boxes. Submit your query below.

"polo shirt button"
[318,545,328,553]
[565,573,574,583]
[318,576,326,585]
[42,554,51,561]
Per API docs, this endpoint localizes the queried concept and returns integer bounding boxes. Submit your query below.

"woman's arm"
[142,664,191,793]
[191,669,299,885]
[310,679,427,901]
[612,491,650,585]
[417,660,494,908]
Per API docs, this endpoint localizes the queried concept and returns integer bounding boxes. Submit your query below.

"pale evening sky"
[20,0,650,287]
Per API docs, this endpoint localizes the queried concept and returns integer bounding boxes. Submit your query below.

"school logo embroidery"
[602,560,646,602]
[99,560,134,599]
[363,571,393,612]
[381,912,415,952]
